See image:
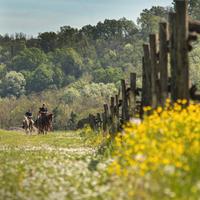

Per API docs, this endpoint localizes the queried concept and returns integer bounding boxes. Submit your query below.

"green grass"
[0,130,83,148]
[0,130,111,200]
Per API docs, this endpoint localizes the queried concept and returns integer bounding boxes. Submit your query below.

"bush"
[108,101,200,199]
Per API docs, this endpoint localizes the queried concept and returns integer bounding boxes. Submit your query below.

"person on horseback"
[23,109,34,133]
[38,103,48,117]
[36,103,53,134]
[25,109,33,119]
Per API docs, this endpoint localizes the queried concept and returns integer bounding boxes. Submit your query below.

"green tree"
[137,6,169,39]
[93,67,123,84]
[0,71,26,97]
[57,26,78,48]
[38,32,57,52]
[62,87,81,104]
[49,48,83,77]
[0,64,7,79]
[10,47,48,71]
[28,64,54,92]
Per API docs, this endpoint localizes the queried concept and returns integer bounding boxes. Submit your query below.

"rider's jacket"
[39,107,48,113]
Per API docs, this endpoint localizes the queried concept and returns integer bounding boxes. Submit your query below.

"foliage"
[10,48,48,71]
[190,39,200,88]
[27,64,54,92]
[137,6,169,39]
[0,71,26,97]
[0,17,144,98]
[108,101,200,199]
[0,82,117,130]
[92,67,123,84]
[48,48,83,78]
[189,0,200,20]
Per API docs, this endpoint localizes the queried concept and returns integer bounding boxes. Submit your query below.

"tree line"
[0,0,199,129]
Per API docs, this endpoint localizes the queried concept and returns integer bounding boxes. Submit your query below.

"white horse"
[22,116,34,134]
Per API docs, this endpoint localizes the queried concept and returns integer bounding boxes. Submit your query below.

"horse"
[35,113,53,134]
[22,116,34,134]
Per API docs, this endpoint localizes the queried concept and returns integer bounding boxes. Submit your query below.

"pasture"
[0,130,111,200]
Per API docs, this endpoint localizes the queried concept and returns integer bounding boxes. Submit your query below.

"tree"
[27,64,54,92]
[137,6,169,39]
[10,47,48,71]
[49,48,83,77]
[0,71,26,97]
[38,32,57,52]
[0,64,7,80]
[189,0,200,20]
[0,46,12,65]
[62,87,81,104]
[92,67,123,84]
[57,26,78,48]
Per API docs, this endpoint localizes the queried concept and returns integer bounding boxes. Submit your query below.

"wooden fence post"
[115,95,119,119]
[143,44,152,107]
[129,73,136,118]
[159,22,168,106]
[110,97,116,134]
[115,94,120,130]
[96,113,102,129]
[103,104,109,133]
[121,79,129,123]
[174,0,189,102]
[169,12,177,102]
[149,34,159,108]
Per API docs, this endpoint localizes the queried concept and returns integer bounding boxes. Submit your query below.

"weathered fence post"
[103,104,109,134]
[169,12,177,102]
[174,0,189,102]
[96,113,102,129]
[115,94,120,130]
[115,95,119,120]
[143,44,152,107]
[121,79,129,123]
[149,34,159,108]
[128,73,136,118]
[159,22,168,106]
[141,57,146,117]
[110,97,116,134]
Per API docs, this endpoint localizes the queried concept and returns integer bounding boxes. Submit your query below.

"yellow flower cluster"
[108,101,200,192]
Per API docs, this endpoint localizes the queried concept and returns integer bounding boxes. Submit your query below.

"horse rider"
[23,109,34,130]
[25,109,33,120]
[38,103,48,117]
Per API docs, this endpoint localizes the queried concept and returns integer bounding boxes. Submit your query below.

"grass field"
[0,130,111,200]
[1,102,200,200]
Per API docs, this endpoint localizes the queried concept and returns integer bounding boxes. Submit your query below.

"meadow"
[0,130,112,200]
[1,102,200,200]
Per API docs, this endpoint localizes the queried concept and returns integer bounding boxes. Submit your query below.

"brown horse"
[22,117,34,134]
[35,113,53,134]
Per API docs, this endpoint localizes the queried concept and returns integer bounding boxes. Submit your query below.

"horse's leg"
[45,125,48,134]
[38,128,41,135]
[29,122,33,135]
[26,127,29,135]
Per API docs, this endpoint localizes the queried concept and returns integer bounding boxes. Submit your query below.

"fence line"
[79,0,200,134]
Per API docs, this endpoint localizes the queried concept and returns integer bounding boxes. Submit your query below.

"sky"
[0,0,171,37]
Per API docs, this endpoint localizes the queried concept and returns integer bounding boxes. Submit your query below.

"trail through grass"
[0,130,110,200]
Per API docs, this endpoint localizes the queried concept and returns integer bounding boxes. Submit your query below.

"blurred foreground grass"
[1,102,200,200]
[0,130,111,200]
